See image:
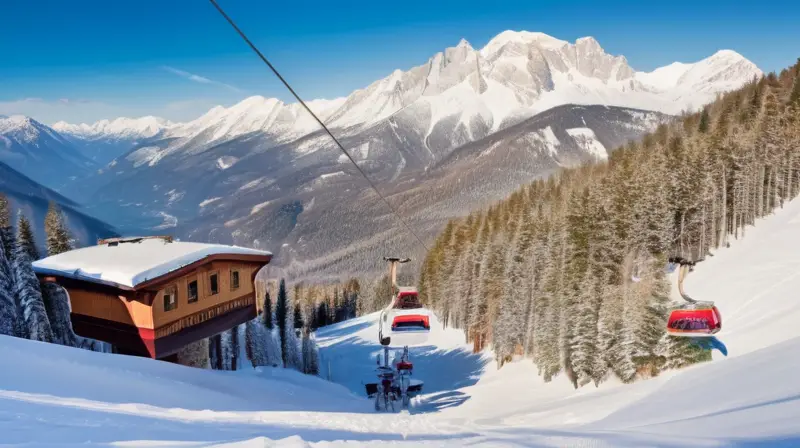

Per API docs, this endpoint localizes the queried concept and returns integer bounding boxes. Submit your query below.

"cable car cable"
[208,0,430,252]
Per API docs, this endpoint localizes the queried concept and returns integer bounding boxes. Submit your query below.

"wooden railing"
[155,294,255,338]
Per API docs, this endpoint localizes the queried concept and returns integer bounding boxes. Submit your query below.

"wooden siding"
[67,288,155,329]
[151,261,258,328]
[155,294,255,338]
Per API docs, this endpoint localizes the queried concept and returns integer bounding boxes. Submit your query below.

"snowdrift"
[3,199,800,446]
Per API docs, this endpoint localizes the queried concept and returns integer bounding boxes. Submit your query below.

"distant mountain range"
[3,31,762,279]
[0,159,117,252]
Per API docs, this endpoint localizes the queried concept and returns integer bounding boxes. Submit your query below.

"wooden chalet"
[32,236,271,359]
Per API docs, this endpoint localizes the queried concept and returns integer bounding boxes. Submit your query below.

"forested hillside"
[419,59,800,388]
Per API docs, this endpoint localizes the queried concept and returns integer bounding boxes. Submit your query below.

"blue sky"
[1,0,798,124]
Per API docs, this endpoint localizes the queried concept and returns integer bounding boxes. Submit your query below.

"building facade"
[33,236,271,359]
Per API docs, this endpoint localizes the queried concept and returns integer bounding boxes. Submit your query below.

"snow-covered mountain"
[57,32,760,157]
[52,116,174,164]
[0,115,95,190]
[52,31,760,277]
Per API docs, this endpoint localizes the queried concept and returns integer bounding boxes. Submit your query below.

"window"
[163,285,177,311]
[209,272,219,295]
[231,270,240,290]
[188,279,198,303]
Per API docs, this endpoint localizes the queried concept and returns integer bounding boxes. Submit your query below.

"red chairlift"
[666,257,722,337]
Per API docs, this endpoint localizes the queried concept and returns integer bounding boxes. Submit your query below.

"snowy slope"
[4,199,800,447]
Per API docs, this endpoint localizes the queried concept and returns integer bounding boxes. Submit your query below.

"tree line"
[201,278,320,375]
[419,59,800,388]
[0,197,108,350]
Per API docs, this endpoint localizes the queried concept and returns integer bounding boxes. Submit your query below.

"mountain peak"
[481,30,567,55]
[575,36,601,50]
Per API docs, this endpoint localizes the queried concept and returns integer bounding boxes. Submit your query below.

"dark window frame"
[163,284,178,311]
[231,269,240,291]
[187,277,199,303]
[209,271,219,296]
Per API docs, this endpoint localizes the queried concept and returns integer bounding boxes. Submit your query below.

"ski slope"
[4,200,800,446]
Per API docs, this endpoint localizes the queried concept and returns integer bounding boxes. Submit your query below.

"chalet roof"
[32,237,271,290]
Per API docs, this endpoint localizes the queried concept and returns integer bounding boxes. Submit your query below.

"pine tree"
[0,194,13,260]
[790,64,800,107]
[12,237,53,343]
[45,202,73,256]
[276,278,289,367]
[266,326,283,367]
[230,325,241,370]
[293,301,304,329]
[301,330,320,375]
[40,282,77,346]
[209,334,222,370]
[699,107,711,133]
[0,235,17,336]
[220,329,234,370]
[244,319,265,367]
[262,291,273,329]
[16,212,39,262]
[283,300,302,371]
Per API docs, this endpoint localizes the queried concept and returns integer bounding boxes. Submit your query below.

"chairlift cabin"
[666,257,722,337]
[378,257,431,346]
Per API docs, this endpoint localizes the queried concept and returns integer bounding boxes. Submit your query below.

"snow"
[237,177,268,192]
[7,197,800,446]
[153,211,178,230]
[31,237,270,289]
[319,171,345,180]
[199,197,222,208]
[250,201,272,215]
[216,156,238,170]
[566,127,608,159]
[52,116,171,140]
[126,146,166,168]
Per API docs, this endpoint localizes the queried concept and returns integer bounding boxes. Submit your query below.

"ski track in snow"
[5,199,800,446]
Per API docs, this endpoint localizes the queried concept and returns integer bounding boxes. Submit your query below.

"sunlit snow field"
[3,199,800,447]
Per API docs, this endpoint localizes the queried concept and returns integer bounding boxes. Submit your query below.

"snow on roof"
[32,237,271,290]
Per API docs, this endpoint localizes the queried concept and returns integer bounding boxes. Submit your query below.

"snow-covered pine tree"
[220,329,234,370]
[45,202,73,256]
[276,278,288,367]
[0,233,17,337]
[301,330,319,375]
[16,212,39,262]
[245,319,266,367]
[656,332,712,370]
[283,300,302,371]
[266,326,283,367]
[40,282,77,346]
[12,235,53,342]
[569,269,600,387]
